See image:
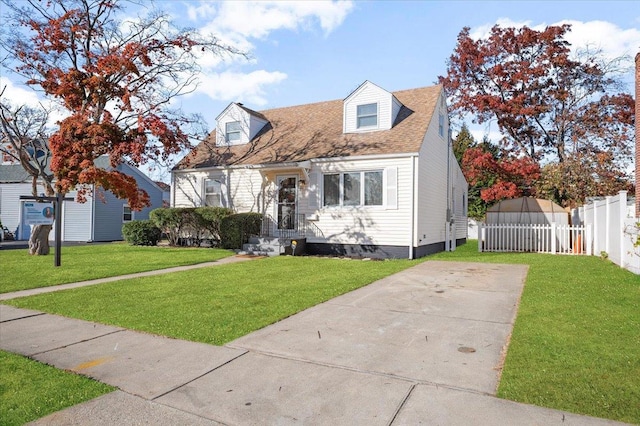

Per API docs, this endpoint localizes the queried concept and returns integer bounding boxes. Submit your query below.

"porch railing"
[260,214,324,239]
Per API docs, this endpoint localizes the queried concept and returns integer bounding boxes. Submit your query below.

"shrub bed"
[149,207,261,249]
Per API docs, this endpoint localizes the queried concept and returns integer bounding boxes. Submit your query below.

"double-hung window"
[225,121,241,143]
[123,205,133,222]
[356,103,378,129]
[204,178,223,207]
[323,171,383,207]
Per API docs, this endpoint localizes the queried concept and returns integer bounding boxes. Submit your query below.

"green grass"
[0,350,114,426]
[0,243,233,293]
[4,256,419,345]
[3,243,638,423]
[429,242,640,424]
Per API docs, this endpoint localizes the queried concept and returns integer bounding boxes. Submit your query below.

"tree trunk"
[28,224,52,255]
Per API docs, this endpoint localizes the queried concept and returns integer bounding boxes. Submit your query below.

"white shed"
[486,197,568,225]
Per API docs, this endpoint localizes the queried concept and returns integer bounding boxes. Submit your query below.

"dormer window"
[357,103,378,128]
[225,121,241,143]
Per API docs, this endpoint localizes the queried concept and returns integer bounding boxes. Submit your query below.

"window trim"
[123,205,133,222]
[356,103,378,129]
[322,170,383,208]
[225,121,241,143]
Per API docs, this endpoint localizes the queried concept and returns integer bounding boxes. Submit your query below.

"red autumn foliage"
[462,146,540,203]
[3,0,240,210]
[439,24,634,207]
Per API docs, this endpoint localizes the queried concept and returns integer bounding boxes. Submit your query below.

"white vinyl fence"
[572,191,640,275]
[479,223,591,255]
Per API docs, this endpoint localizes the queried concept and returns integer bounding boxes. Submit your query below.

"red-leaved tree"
[462,145,540,203]
[1,0,242,254]
[439,24,635,207]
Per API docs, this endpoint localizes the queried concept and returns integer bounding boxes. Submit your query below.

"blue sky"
[159,0,640,127]
[2,0,639,179]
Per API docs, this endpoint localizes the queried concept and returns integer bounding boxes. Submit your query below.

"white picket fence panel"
[479,223,592,255]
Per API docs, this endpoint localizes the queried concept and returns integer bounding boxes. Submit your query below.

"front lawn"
[4,256,418,345]
[429,242,640,424]
[0,350,114,426]
[0,243,233,293]
[3,243,638,423]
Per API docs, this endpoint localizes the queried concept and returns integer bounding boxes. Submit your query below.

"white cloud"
[190,1,353,41]
[0,77,67,125]
[197,70,287,106]
[0,77,42,108]
[183,1,354,106]
[469,18,640,63]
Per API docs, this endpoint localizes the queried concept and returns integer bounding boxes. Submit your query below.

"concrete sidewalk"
[0,254,257,301]
[0,260,628,425]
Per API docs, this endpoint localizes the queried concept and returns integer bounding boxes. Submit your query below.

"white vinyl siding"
[216,103,268,146]
[343,81,401,133]
[173,157,412,247]
[306,158,412,246]
[415,90,467,245]
[62,192,92,242]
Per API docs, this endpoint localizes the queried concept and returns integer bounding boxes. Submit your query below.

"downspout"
[409,155,418,260]
[445,131,452,251]
[444,129,454,251]
[170,173,176,207]
[225,167,231,209]
[89,189,95,242]
[409,155,418,259]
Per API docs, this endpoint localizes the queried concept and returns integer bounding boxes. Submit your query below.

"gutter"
[173,152,420,174]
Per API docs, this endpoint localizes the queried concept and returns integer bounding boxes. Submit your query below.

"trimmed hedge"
[219,213,263,249]
[149,207,234,246]
[122,220,162,246]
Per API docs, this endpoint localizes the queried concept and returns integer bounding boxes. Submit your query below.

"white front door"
[276,175,297,232]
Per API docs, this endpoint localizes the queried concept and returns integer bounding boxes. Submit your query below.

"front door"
[277,175,297,232]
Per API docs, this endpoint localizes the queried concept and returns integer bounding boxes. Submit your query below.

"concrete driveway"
[3,259,625,425]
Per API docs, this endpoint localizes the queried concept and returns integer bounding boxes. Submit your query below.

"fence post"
[551,222,557,254]
[478,223,483,252]
[619,191,628,268]
[605,196,612,255]
[586,224,593,256]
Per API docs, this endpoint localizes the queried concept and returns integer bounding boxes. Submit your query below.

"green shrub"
[150,207,235,247]
[122,220,162,246]
[195,207,234,244]
[150,208,184,246]
[219,213,263,249]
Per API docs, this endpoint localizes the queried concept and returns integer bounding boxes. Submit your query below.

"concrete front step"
[247,236,291,245]
[240,243,285,257]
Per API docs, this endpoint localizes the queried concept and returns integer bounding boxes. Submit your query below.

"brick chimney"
[636,52,640,217]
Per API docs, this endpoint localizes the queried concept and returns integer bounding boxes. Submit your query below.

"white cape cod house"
[172,81,468,259]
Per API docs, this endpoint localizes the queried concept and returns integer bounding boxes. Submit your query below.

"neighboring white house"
[0,156,165,242]
[172,81,468,259]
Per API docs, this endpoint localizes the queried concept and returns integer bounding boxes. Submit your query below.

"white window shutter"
[308,172,319,209]
[220,176,229,208]
[386,167,398,209]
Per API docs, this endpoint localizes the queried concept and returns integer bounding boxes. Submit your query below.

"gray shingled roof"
[0,156,113,183]
[0,164,31,183]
